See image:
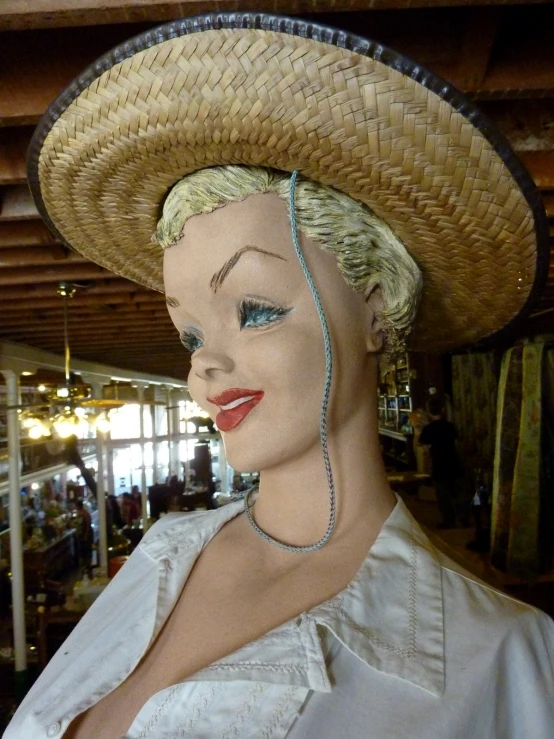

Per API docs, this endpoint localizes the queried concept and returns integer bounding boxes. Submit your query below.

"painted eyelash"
[239,297,293,329]
[180,328,204,353]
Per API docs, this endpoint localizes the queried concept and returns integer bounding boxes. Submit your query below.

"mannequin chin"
[163,192,382,476]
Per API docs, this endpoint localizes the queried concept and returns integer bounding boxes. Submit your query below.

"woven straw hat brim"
[27,13,549,352]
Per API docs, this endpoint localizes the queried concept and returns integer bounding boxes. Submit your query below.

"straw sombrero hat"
[27,13,549,352]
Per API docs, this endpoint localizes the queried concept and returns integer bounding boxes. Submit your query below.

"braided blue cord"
[244,170,337,553]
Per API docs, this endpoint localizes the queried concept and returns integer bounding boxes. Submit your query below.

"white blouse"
[6,498,554,738]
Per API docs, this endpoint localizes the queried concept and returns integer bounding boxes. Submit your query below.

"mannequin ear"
[363,284,386,353]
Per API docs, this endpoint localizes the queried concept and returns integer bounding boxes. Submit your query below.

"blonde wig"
[154,166,423,352]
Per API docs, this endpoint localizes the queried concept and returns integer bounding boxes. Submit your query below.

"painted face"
[163,192,376,472]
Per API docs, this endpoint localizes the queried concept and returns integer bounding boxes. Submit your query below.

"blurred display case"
[378,353,416,469]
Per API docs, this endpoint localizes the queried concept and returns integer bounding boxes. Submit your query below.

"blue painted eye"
[180,330,204,353]
[239,298,292,329]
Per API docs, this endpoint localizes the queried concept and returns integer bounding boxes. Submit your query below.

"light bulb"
[28,425,44,440]
[95,414,110,433]
[22,417,36,429]
[54,417,75,439]
[74,406,87,418]
[37,384,47,392]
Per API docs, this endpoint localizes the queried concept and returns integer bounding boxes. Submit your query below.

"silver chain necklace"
[244,485,336,554]
[242,171,336,554]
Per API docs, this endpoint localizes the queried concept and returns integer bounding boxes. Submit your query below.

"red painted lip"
[206,388,264,432]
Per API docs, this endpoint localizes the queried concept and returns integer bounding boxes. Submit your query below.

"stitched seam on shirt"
[221,683,266,739]
[332,527,418,658]
[407,523,418,651]
[141,529,196,559]
[204,661,306,675]
[262,687,298,739]
[171,685,218,737]
[137,685,181,738]
[158,538,196,569]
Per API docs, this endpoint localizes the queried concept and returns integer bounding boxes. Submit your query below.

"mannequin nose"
[192,346,235,381]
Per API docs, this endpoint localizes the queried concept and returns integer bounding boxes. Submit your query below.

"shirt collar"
[141,496,445,697]
[309,498,445,696]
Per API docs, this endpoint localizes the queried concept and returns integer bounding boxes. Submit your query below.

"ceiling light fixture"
[16,283,113,439]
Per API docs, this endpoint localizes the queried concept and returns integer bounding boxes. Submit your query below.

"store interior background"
[1,0,554,730]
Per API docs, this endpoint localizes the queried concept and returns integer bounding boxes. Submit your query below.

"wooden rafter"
[0,186,39,221]
[0,0,550,31]
[455,7,500,91]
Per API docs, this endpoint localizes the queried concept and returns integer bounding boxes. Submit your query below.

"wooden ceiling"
[1,0,553,381]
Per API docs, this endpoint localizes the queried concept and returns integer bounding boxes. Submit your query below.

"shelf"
[378,351,414,436]
[379,428,409,441]
[382,451,411,466]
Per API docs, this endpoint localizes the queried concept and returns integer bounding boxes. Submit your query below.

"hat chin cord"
[243,170,337,553]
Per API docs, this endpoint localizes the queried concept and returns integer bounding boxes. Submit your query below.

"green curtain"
[491,342,544,578]
[451,351,498,480]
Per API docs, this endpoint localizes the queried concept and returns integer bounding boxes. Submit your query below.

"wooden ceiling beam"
[0,303,169,318]
[480,101,554,154]
[0,302,166,316]
[1,328,177,343]
[521,152,554,190]
[5,318,174,332]
[471,12,554,100]
[0,0,550,31]
[0,312,174,329]
[0,186,40,221]
[0,245,87,267]
[0,262,122,285]
[0,220,57,246]
[0,292,164,311]
[0,280,152,301]
[0,128,32,183]
[0,311,170,328]
[455,8,500,91]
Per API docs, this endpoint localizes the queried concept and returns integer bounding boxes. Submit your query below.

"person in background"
[107,493,124,529]
[22,496,38,538]
[120,492,139,526]
[419,396,467,528]
[130,485,142,516]
[74,499,93,574]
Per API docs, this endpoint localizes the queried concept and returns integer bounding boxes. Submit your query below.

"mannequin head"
[160,169,421,474]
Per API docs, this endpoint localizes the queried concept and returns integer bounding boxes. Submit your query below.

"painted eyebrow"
[210,246,287,293]
[166,295,180,308]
